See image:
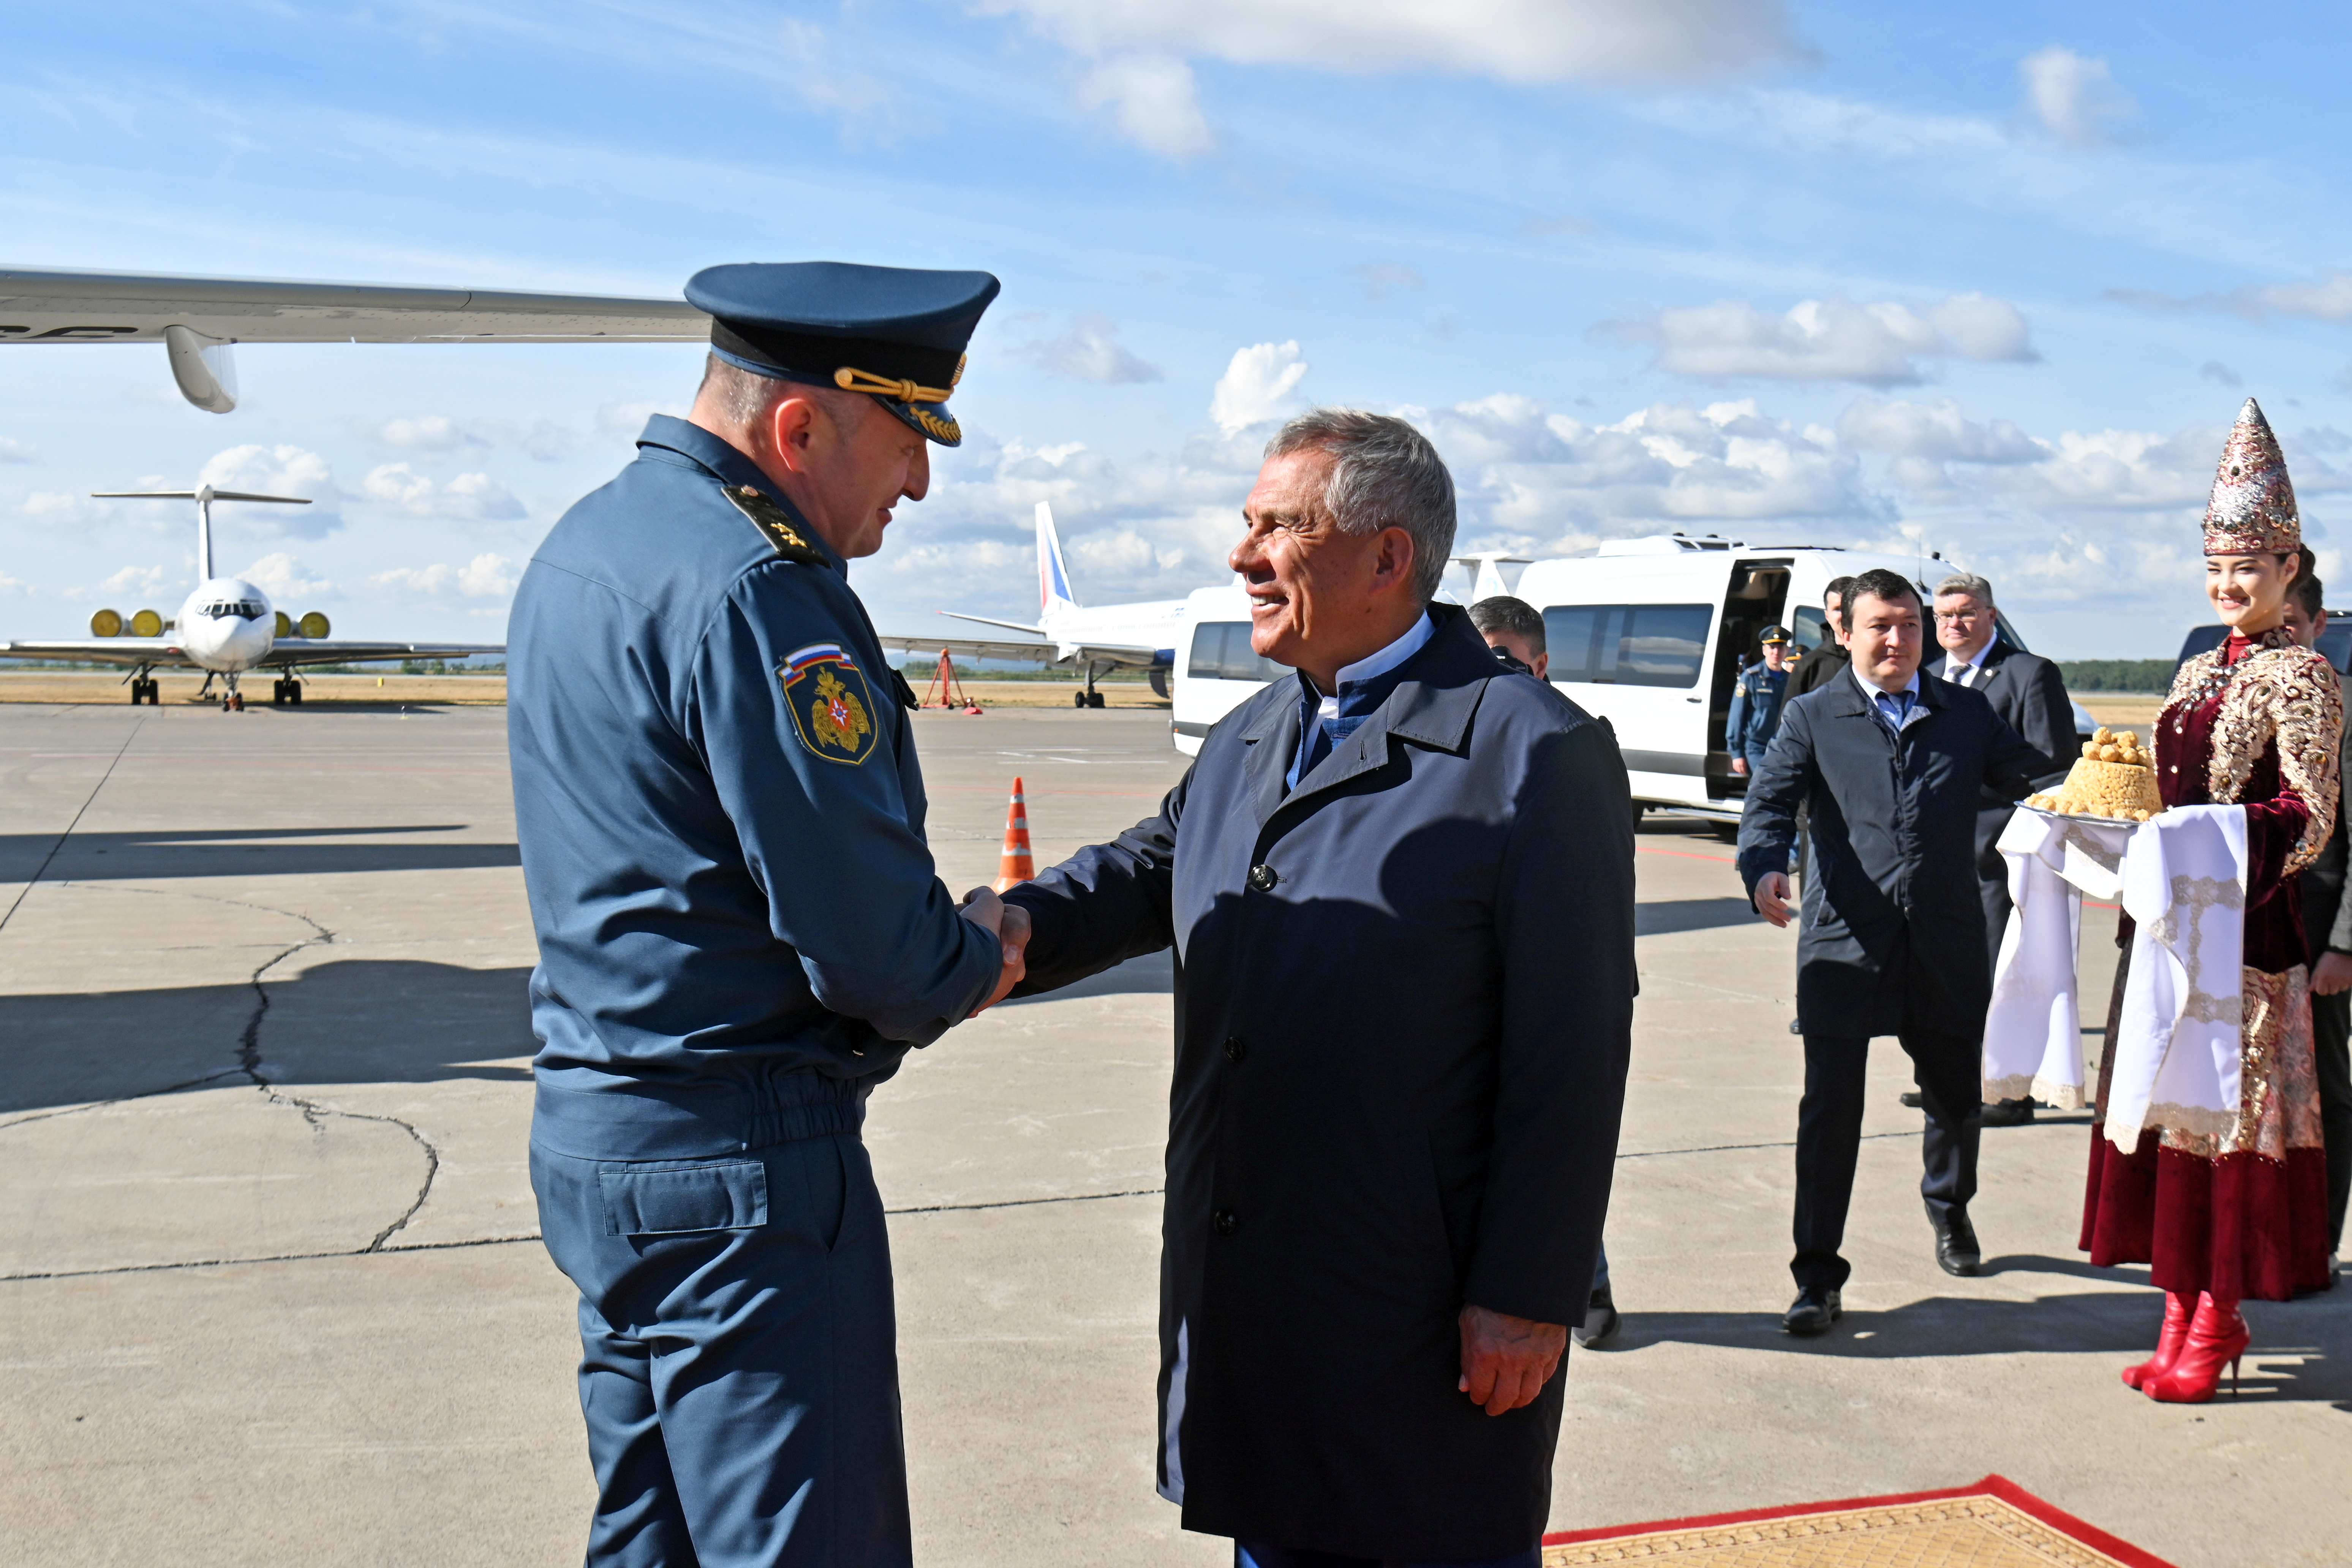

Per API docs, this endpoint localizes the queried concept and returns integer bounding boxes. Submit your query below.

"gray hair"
[1266,408,1457,601]
[1933,571,1995,605]
[696,353,869,435]
[1468,594,1544,652]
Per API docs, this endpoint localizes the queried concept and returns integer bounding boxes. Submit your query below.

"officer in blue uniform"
[510,261,1025,1568]
[1727,623,1792,778]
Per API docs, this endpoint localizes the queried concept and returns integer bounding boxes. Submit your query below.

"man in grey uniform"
[510,261,1024,1568]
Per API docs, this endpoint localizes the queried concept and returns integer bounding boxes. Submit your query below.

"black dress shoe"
[1929,1204,1981,1276]
[1980,1097,2037,1127]
[1573,1283,1622,1349]
[1899,1091,1924,1109]
[1782,1286,1841,1336]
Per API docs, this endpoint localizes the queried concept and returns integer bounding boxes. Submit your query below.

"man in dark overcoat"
[1002,409,1637,1566]
[2284,579,2352,1265]
[1738,568,2057,1334]
[1924,572,2079,1125]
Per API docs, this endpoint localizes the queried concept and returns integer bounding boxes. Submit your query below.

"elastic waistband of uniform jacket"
[530,1071,869,1160]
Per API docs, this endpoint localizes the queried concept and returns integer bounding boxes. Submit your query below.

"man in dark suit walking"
[1739,569,2058,1334]
[1924,571,2078,1126]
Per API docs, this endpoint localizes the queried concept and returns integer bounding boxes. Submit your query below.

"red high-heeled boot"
[2144,1293,2249,1404]
[2122,1292,2194,1390]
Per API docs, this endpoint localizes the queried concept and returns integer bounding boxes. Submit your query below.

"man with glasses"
[1924,572,2075,1126]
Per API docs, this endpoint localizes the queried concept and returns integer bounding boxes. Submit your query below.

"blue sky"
[5,0,2351,657]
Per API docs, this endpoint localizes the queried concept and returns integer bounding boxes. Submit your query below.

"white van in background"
[1170,535,2078,817]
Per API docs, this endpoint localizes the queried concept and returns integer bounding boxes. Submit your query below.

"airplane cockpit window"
[200,600,265,621]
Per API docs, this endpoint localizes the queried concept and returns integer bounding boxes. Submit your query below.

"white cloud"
[367,414,573,462]
[198,445,343,535]
[1210,341,1310,433]
[977,0,1805,87]
[359,464,528,520]
[371,553,521,599]
[1073,55,1216,161]
[1835,397,2041,463]
[2112,270,2352,326]
[1601,293,2038,385]
[1414,393,1877,545]
[236,553,337,601]
[599,399,689,435]
[777,19,919,145]
[1017,313,1165,384]
[98,565,169,597]
[2019,46,2134,148]
[0,436,36,463]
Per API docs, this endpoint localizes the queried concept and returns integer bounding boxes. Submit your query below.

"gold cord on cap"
[833,365,954,404]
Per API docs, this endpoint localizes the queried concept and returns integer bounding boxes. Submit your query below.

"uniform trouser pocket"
[597,1157,769,1237]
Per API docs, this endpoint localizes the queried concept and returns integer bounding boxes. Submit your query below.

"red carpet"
[1541,1475,2174,1565]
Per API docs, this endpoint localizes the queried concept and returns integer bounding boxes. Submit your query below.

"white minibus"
[1170,535,2078,821]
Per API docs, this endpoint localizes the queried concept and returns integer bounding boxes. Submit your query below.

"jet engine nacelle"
[129,608,164,637]
[91,608,123,637]
[298,611,330,638]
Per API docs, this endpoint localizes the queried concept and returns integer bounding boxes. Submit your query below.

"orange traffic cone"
[994,776,1035,892]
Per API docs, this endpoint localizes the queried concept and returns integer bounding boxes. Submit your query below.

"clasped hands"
[956,887,1033,1015]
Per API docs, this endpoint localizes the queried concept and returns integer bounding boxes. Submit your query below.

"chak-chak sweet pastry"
[2025,727,2162,822]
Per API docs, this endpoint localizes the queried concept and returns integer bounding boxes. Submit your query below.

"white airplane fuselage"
[175,576,275,672]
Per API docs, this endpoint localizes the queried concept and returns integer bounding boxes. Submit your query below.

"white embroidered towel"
[1984,808,2121,1108]
[2105,804,2248,1151]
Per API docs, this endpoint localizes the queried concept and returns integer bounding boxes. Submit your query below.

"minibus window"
[1187,622,1285,682]
[1540,604,1711,688]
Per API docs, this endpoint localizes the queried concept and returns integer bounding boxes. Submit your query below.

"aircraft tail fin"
[1037,503,1080,615]
[92,485,310,585]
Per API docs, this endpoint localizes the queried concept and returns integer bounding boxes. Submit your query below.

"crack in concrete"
[0,879,446,1255]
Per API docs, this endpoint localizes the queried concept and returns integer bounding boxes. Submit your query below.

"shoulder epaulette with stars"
[722,484,828,566]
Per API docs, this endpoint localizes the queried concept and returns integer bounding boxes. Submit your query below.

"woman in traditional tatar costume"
[2083,398,2342,1403]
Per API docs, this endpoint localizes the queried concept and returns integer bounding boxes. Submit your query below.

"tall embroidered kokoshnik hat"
[2203,397,2301,555]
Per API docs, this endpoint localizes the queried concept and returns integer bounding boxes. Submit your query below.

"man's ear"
[1375,526,1417,593]
[765,393,826,477]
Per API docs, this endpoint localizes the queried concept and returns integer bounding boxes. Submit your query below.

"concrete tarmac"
[1,700,2345,1567]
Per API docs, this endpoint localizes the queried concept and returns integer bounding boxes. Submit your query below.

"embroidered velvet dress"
[2082,626,2341,1299]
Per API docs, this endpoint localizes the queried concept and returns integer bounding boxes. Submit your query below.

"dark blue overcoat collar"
[1236,602,1495,826]
[635,414,844,574]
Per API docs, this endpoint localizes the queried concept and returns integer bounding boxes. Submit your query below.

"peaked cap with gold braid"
[685,261,1000,447]
[2203,397,2302,556]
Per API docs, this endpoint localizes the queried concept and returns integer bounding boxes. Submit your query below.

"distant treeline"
[2058,659,2175,693]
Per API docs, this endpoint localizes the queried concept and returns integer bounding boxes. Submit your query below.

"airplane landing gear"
[221,675,245,713]
[127,677,159,705]
[1073,662,1107,708]
[271,677,303,706]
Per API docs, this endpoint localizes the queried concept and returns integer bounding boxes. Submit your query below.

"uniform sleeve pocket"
[598,1159,770,1236]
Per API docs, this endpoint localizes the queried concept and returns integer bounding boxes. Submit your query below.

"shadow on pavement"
[1600,1281,2352,1398]
[8,825,520,880]
[0,958,536,1117]
[1636,897,1757,937]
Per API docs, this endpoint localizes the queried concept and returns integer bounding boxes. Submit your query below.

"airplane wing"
[0,638,189,668]
[0,265,706,410]
[0,267,705,345]
[874,634,1165,670]
[0,639,504,669]
[263,640,507,668]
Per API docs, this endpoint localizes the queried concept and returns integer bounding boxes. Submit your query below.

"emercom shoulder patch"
[779,643,878,765]
[724,484,828,566]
